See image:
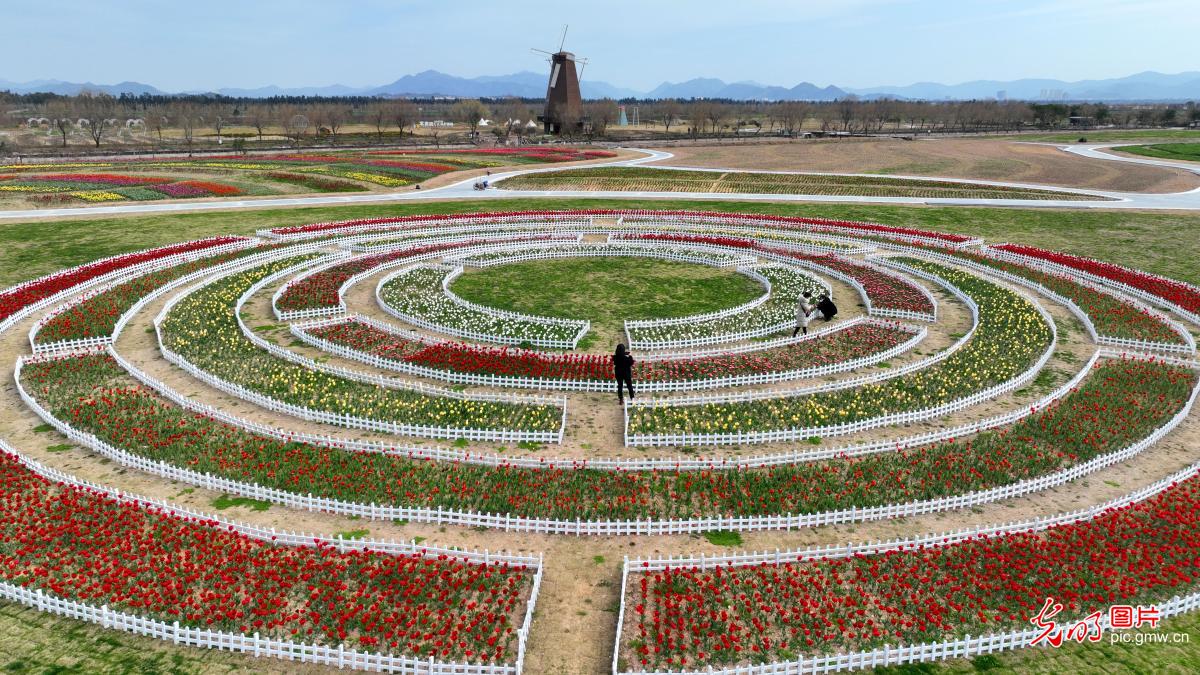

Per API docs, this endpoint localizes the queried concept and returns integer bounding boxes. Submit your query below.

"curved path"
[5,145,1200,220]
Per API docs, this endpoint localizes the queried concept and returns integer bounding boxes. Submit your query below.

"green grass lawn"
[450,256,764,348]
[495,167,1104,200]
[4,198,1200,288]
[1116,143,1200,163]
[1001,129,1200,143]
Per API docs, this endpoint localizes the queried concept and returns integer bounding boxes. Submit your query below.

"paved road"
[4,144,1200,220]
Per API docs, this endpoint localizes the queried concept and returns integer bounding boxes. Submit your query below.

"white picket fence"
[104,320,1086,475]
[625,266,833,350]
[0,236,258,337]
[613,592,1200,675]
[872,243,1196,355]
[154,256,567,443]
[605,229,875,255]
[614,383,1200,672]
[21,347,1193,537]
[0,437,542,674]
[376,264,588,349]
[448,242,755,268]
[259,213,596,241]
[289,314,926,394]
[982,243,1200,343]
[271,233,581,322]
[624,259,1057,446]
[616,212,982,250]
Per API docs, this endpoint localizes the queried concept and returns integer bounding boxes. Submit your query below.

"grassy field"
[496,167,1105,200]
[3,198,1199,288]
[450,256,764,347]
[1117,143,1200,163]
[1003,129,1200,143]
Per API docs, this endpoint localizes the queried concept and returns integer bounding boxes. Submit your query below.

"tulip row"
[624,462,1200,669]
[264,209,971,244]
[944,248,1188,345]
[993,243,1200,318]
[378,266,585,346]
[0,447,532,661]
[20,354,1194,522]
[0,149,618,196]
[628,259,1052,437]
[34,242,292,344]
[0,175,243,201]
[451,243,748,268]
[0,237,245,324]
[160,257,563,433]
[616,233,935,316]
[302,318,913,384]
[625,266,826,346]
[274,235,560,313]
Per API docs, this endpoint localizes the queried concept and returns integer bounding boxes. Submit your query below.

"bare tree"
[368,102,389,141]
[321,104,347,144]
[145,108,168,144]
[451,99,490,139]
[705,104,724,138]
[245,104,270,143]
[47,101,75,147]
[660,99,682,133]
[79,93,115,148]
[778,102,808,136]
[284,108,309,147]
[391,100,417,137]
[585,99,619,138]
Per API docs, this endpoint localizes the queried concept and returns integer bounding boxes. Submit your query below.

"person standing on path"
[793,291,815,337]
[613,343,635,403]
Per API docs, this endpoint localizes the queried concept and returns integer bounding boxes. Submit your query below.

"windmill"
[532,25,587,134]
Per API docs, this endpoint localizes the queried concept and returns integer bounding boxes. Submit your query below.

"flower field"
[263,209,976,244]
[33,241,292,344]
[946,247,1189,345]
[301,318,914,386]
[378,266,586,347]
[993,242,1200,319]
[0,237,245,325]
[0,448,533,661]
[4,206,1200,672]
[160,257,564,436]
[624,465,1200,668]
[627,258,1052,439]
[617,233,937,318]
[20,353,1194,521]
[0,148,618,206]
[625,266,825,346]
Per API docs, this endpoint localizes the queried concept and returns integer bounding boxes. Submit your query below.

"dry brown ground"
[649,138,1200,194]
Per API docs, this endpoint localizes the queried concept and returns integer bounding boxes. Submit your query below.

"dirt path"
[649,138,1200,194]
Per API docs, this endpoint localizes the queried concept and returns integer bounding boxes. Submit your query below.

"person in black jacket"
[613,343,635,403]
[816,294,838,322]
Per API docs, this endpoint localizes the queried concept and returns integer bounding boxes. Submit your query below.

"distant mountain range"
[3,70,1199,102]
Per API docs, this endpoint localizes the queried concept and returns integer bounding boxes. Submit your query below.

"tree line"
[3,90,1197,153]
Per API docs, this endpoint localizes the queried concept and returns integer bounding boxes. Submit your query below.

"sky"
[1,0,1197,92]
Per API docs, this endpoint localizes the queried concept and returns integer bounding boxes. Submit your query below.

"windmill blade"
[558,24,569,52]
[530,48,554,57]
[578,61,588,81]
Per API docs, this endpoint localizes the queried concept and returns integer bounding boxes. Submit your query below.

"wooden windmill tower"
[532,26,587,134]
